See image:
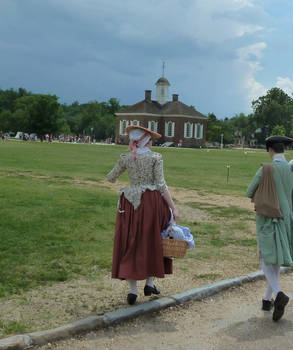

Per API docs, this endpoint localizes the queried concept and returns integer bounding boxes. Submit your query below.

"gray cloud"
[0,0,275,117]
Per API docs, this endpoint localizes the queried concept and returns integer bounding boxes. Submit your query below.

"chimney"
[145,90,152,101]
[172,94,179,102]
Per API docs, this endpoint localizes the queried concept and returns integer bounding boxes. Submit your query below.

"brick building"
[115,76,207,148]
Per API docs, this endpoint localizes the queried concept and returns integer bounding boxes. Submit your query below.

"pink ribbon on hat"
[128,132,149,160]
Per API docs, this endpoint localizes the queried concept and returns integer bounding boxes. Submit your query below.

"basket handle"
[169,220,175,239]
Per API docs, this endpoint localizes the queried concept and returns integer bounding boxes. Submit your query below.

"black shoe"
[272,291,289,322]
[262,299,274,311]
[127,293,137,305]
[144,285,160,296]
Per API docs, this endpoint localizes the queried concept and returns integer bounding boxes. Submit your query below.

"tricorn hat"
[125,125,161,139]
[265,135,293,151]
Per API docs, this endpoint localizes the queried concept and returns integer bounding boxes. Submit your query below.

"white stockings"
[145,277,154,288]
[127,279,138,296]
[261,259,281,300]
[127,277,155,295]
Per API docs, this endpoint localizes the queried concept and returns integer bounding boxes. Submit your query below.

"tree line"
[0,88,120,140]
[0,86,292,145]
[207,87,293,146]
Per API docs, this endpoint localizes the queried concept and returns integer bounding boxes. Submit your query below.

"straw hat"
[126,125,161,139]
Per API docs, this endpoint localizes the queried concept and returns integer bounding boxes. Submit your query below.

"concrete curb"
[0,267,292,349]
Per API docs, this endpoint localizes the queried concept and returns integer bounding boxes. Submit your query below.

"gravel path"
[40,272,293,350]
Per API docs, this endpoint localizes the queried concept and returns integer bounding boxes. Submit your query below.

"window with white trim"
[148,121,158,132]
[184,122,193,138]
[119,120,129,135]
[194,124,197,138]
[165,121,175,137]
[195,123,203,139]
[130,120,140,126]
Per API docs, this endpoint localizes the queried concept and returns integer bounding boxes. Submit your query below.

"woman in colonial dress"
[106,125,178,305]
[246,135,293,321]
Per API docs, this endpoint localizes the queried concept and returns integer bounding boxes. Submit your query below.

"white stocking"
[263,283,273,301]
[261,259,281,299]
[145,277,154,288]
[127,279,138,295]
[263,264,281,300]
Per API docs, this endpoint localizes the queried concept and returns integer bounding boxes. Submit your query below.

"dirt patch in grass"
[99,180,254,211]
[175,203,210,222]
[99,181,253,222]
[171,186,254,211]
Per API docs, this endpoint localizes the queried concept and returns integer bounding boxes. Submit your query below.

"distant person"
[246,135,293,322]
[106,125,178,305]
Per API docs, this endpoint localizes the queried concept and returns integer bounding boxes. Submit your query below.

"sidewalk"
[1,268,292,350]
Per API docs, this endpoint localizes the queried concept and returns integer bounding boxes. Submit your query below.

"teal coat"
[246,160,293,266]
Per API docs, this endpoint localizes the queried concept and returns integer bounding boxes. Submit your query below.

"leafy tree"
[56,117,71,134]
[0,87,120,140]
[96,113,116,140]
[14,94,62,136]
[61,102,83,134]
[107,98,120,115]
[271,125,286,136]
[62,98,120,140]
[0,110,12,132]
[79,101,101,137]
[206,113,221,142]
[0,88,30,112]
[252,87,293,141]
[219,117,235,144]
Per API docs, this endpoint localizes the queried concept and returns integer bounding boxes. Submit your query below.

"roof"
[155,77,171,86]
[118,100,161,114]
[117,100,206,119]
[161,101,205,118]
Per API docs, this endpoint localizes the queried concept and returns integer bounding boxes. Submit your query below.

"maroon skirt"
[112,189,172,280]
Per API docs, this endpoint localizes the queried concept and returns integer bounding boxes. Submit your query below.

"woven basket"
[162,222,188,258]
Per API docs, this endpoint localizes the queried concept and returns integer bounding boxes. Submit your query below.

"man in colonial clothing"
[247,135,293,322]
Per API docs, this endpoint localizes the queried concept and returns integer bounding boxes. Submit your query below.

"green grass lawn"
[0,140,292,298]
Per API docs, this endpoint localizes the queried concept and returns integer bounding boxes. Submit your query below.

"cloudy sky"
[1,0,293,118]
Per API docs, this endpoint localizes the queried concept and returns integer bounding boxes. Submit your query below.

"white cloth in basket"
[161,211,195,249]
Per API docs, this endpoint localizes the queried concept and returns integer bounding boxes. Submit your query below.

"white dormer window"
[148,121,158,132]
[165,121,175,137]
[184,122,193,138]
[130,120,140,126]
[119,120,129,135]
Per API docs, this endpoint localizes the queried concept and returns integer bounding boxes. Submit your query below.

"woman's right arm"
[153,153,179,220]
[106,155,127,183]
[162,190,179,220]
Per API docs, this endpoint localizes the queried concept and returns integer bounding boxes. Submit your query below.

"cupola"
[155,62,170,105]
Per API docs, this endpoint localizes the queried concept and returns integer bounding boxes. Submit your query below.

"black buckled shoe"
[127,293,137,305]
[144,285,160,296]
[272,291,289,322]
[262,299,274,311]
